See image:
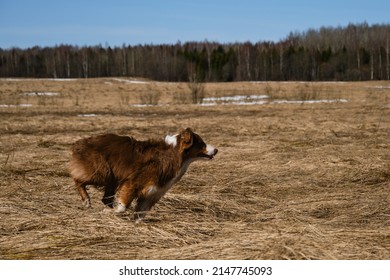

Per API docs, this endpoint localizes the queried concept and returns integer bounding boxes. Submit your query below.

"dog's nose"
[214,148,218,155]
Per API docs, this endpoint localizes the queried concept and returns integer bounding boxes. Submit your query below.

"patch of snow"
[232,100,269,105]
[112,78,148,84]
[0,104,33,108]
[200,97,348,106]
[271,99,348,104]
[0,78,25,81]
[202,95,269,105]
[130,104,160,107]
[129,80,148,84]
[203,95,269,102]
[23,92,61,96]
[201,100,269,106]
[313,81,347,84]
[200,100,268,106]
[371,86,390,89]
[77,114,98,117]
[250,81,347,84]
[0,78,76,82]
[47,78,77,81]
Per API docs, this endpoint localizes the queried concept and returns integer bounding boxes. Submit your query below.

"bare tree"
[187,71,205,104]
[387,32,390,80]
[1,23,390,81]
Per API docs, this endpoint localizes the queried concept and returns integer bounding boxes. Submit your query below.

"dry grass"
[0,78,389,259]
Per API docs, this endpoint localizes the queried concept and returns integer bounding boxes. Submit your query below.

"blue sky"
[0,0,389,48]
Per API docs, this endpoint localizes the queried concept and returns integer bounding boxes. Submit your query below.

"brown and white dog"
[69,128,218,221]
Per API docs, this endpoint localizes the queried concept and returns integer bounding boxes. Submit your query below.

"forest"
[1,22,389,82]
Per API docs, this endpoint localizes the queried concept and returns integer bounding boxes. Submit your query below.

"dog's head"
[165,128,218,160]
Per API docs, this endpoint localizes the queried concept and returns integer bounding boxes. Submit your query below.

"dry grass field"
[0,78,389,260]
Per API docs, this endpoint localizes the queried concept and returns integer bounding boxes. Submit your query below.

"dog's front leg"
[114,181,136,213]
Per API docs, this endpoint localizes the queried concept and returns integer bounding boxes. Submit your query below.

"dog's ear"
[179,128,193,151]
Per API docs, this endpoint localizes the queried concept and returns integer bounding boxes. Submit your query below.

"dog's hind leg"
[75,180,90,208]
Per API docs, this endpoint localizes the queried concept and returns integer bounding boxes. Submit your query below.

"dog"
[68,128,218,221]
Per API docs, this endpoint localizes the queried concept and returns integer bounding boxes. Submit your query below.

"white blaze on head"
[164,134,178,147]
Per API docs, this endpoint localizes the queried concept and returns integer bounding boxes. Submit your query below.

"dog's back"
[69,134,136,207]
[70,134,132,184]
[69,133,180,207]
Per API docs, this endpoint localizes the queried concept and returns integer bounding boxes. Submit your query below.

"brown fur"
[68,128,218,221]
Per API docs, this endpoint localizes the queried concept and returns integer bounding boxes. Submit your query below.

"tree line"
[1,22,389,81]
